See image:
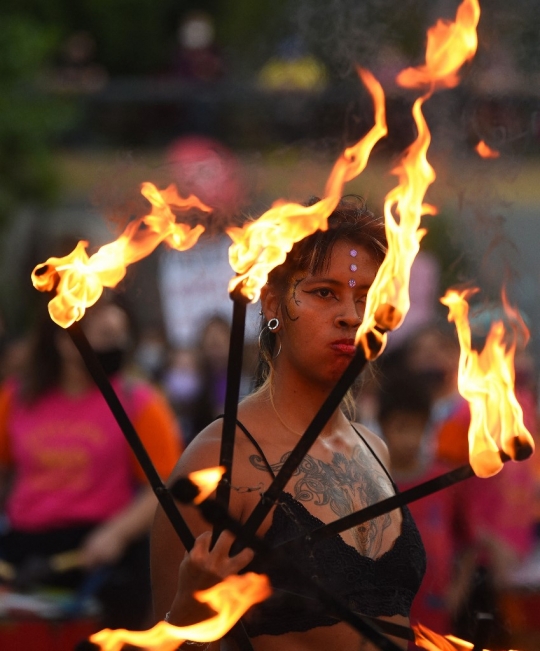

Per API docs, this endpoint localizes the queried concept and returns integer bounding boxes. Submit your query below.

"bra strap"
[214,415,276,479]
[351,424,396,487]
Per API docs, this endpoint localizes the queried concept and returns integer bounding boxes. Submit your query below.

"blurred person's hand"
[80,521,129,568]
[446,548,476,616]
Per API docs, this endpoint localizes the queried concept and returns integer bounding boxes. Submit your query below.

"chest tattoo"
[249,444,394,557]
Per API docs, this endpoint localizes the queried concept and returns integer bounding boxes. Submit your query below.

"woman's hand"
[168,530,255,626]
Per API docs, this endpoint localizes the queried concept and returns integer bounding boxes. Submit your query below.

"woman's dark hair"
[255,195,386,388]
[377,373,432,426]
[19,301,64,404]
[19,290,137,404]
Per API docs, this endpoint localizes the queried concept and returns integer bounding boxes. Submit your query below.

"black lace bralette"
[230,419,426,638]
[243,490,425,636]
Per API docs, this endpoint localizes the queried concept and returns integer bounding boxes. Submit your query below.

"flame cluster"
[227,67,387,302]
[32,0,537,647]
[32,183,210,327]
[90,573,271,651]
[357,0,480,357]
[441,288,535,477]
[414,622,519,651]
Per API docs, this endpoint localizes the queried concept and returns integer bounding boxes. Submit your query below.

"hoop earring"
[273,335,281,359]
[258,320,282,358]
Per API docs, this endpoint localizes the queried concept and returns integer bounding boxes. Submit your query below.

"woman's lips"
[330,339,356,355]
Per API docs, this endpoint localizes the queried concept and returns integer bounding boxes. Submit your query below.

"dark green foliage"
[0,14,73,228]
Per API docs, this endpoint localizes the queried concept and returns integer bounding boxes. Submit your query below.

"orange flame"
[188,466,226,504]
[356,0,481,358]
[226,67,387,302]
[32,183,210,328]
[413,622,519,650]
[90,572,271,651]
[397,0,480,90]
[440,288,535,477]
[475,140,500,159]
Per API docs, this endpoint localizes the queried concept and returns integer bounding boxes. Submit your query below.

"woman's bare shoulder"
[168,418,259,482]
[352,422,391,471]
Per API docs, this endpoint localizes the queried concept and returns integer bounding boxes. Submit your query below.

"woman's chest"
[235,436,401,558]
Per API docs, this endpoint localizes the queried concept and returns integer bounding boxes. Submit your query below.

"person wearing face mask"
[0,292,182,631]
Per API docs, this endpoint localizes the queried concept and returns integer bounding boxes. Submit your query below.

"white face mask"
[179,19,214,50]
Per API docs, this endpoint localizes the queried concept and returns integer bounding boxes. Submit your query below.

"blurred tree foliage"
[0,0,290,76]
[0,13,73,229]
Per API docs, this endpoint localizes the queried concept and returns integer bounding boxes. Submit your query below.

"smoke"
[294,0,432,78]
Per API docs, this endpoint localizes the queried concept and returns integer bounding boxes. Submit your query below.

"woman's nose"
[335,302,362,329]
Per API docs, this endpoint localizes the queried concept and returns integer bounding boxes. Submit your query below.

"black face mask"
[95,348,126,377]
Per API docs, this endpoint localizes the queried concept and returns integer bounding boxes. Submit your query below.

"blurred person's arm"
[81,486,158,567]
[446,547,477,616]
[82,384,183,568]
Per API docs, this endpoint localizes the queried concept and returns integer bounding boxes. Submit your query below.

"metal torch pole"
[67,322,195,551]
[213,290,248,541]
[275,450,531,553]
[172,477,406,651]
[239,345,369,540]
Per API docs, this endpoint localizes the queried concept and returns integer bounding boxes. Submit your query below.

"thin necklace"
[268,384,304,437]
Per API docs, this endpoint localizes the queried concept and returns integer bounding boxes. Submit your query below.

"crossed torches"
[32,0,534,648]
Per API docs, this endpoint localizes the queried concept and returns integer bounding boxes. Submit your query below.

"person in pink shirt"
[0,294,181,629]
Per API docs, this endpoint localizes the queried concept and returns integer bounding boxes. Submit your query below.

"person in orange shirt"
[0,293,182,630]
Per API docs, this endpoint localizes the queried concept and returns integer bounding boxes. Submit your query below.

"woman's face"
[83,303,131,352]
[264,240,379,388]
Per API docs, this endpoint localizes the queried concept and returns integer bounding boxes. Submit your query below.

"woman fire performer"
[151,196,426,650]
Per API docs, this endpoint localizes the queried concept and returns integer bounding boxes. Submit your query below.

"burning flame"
[226,67,387,302]
[413,622,519,651]
[475,140,500,159]
[90,572,271,651]
[396,0,480,90]
[440,288,535,477]
[32,183,210,328]
[189,466,226,504]
[356,0,481,359]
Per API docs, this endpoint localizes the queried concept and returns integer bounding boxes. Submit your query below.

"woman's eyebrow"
[301,277,341,286]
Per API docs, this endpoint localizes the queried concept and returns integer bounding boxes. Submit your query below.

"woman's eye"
[313,288,334,298]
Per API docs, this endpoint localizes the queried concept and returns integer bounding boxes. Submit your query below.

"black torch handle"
[214,295,248,541]
[172,478,404,651]
[67,322,195,551]
[282,463,476,550]
[240,346,369,540]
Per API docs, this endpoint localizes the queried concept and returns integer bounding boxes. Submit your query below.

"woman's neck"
[262,369,346,438]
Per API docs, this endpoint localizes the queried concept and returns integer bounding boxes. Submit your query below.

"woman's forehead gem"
[350,249,358,257]
[348,279,356,287]
[350,264,357,272]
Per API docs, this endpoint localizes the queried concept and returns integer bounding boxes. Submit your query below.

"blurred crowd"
[0,233,539,650]
[356,322,540,648]
[0,287,539,649]
[0,292,257,635]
